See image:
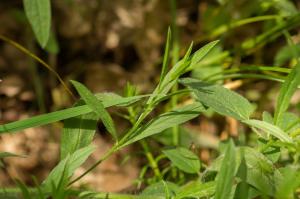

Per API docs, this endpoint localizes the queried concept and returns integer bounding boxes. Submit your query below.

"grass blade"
[0,94,145,134]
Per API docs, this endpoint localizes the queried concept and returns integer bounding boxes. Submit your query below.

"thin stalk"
[68,144,118,186]
[0,34,75,99]
[140,140,162,179]
[170,0,180,146]
[27,35,46,113]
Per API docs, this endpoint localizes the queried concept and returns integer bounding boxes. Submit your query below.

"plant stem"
[68,144,118,186]
[140,140,162,179]
[170,0,180,146]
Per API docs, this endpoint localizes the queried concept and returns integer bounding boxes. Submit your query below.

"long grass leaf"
[0,94,145,134]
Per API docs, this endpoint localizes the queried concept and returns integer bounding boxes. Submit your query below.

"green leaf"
[45,30,59,54]
[188,40,220,70]
[234,149,249,199]
[60,102,98,160]
[274,44,300,66]
[274,63,300,125]
[181,78,254,120]
[0,94,144,134]
[243,119,293,143]
[175,181,216,199]
[43,145,95,193]
[0,152,25,159]
[276,166,300,199]
[23,0,51,47]
[215,139,236,199]
[159,27,171,85]
[121,103,203,147]
[71,80,118,141]
[163,147,201,174]
[141,181,179,198]
[15,180,32,199]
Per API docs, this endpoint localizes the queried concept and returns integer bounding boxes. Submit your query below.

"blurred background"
[0,0,300,193]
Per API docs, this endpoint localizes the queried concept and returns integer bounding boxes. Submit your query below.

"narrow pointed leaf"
[72,80,117,140]
[188,40,220,70]
[23,0,51,47]
[215,139,236,199]
[0,94,145,134]
[159,27,172,85]
[121,103,204,147]
[243,119,293,143]
[43,145,95,192]
[274,62,300,124]
[181,78,254,121]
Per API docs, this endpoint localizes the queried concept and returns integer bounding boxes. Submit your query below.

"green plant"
[1,0,300,198]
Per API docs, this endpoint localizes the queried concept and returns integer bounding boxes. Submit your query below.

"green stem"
[68,144,118,186]
[140,140,162,179]
[170,0,180,146]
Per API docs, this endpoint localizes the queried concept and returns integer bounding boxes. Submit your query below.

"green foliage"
[3,1,300,197]
[23,0,51,47]
[181,78,254,121]
[43,145,95,195]
[243,119,293,143]
[214,139,236,199]
[121,103,203,147]
[174,181,215,199]
[274,62,300,125]
[162,147,201,174]
[60,102,98,159]
[71,80,118,141]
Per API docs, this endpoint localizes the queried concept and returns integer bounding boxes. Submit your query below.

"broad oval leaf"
[163,147,201,174]
[181,78,254,121]
[243,119,293,143]
[71,80,118,141]
[23,0,51,47]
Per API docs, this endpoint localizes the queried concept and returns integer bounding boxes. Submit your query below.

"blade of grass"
[0,94,145,133]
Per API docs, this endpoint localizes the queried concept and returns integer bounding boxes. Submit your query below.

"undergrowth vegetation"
[1,0,300,198]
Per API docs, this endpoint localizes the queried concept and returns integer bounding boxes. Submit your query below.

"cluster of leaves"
[1,0,300,199]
